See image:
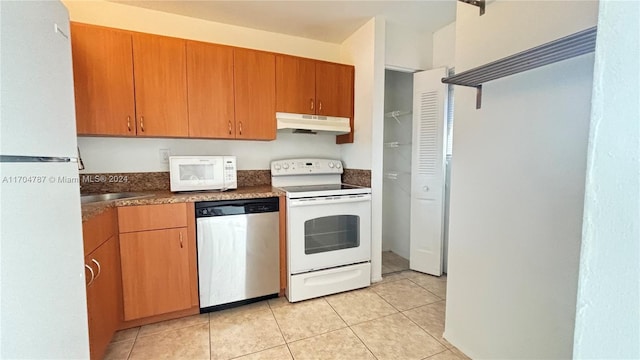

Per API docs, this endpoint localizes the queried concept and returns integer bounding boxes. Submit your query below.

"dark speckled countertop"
[81,185,285,222]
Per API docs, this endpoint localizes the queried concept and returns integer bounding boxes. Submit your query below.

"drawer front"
[118,203,187,233]
[83,207,117,256]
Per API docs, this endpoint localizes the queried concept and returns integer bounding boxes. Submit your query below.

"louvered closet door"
[410,68,448,276]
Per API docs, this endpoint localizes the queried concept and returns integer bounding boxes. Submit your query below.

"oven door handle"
[289,194,371,207]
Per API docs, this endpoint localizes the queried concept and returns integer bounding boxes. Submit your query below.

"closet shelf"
[384,141,411,148]
[384,110,412,118]
[441,26,597,109]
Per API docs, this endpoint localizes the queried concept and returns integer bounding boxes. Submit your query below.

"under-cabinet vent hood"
[276,112,350,135]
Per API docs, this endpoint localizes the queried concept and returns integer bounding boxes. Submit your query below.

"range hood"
[276,112,350,135]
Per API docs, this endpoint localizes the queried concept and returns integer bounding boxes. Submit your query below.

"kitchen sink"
[80,192,153,204]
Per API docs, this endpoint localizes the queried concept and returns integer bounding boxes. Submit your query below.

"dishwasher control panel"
[195,198,279,217]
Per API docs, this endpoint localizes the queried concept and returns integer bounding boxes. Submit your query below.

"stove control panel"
[271,158,343,176]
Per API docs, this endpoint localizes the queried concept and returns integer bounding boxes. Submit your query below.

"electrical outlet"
[159,149,170,164]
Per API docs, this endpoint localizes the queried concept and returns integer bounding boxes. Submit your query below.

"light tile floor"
[105,270,467,360]
[381,251,410,275]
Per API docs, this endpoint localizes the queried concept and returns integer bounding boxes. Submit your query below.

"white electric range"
[271,158,372,302]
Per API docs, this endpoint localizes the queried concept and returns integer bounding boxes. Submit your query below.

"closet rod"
[442,26,597,109]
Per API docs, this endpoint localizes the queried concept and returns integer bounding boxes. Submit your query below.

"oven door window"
[304,215,360,254]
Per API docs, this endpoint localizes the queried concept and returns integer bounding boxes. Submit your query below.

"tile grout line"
[422,347,454,360]
[406,277,446,300]
[348,327,379,360]
[399,310,449,351]
[208,312,212,360]
[126,327,140,360]
[275,298,352,344]
[134,314,210,339]
[267,300,295,359]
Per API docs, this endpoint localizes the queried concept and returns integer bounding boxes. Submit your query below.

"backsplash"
[80,170,271,194]
[342,169,371,187]
[80,169,370,193]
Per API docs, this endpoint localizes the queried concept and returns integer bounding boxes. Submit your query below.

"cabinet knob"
[228,121,232,135]
[140,116,145,132]
[127,116,131,132]
[179,232,184,249]
[85,264,95,286]
[91,258,101,279]
[310,99,314,111]
[239,121,243,135]
[319,101,323,112]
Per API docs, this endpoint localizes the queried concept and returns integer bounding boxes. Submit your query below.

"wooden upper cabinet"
[132,33,188,137]
[316,62,354,119]
[71,23,135,136]
[275,56,354,121]
[275,55,316,115]
[186,41,235,139]
[234,48,276,140]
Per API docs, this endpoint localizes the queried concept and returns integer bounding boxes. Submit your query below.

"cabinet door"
[71,23,135,136]
[275,55,316,115]
[315,62,354,118]
[120,228,191,320]
[187,41,235,139]
[234,48,276,140]
[132,33,188,137]
[85,236,121,360]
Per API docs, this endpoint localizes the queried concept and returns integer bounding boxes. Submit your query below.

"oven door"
[287,194,371,274]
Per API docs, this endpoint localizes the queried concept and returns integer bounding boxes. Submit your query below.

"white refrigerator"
[0,1,90,358]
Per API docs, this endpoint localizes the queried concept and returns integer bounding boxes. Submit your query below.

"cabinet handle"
[239,121,243,135]
[319,101,323,112]
[85,264,95,286]
[91,258,101,280]
[228,121,232,135]
[127,116,131,132]
[310,99,314,111]
[179,232,184,249]
[140,116,145,132]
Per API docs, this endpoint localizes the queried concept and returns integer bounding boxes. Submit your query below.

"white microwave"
[169,156,237,192]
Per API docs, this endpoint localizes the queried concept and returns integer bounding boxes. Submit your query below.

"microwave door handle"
[289,195,371,207]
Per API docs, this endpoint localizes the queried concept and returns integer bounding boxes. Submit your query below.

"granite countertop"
[81,185,285,222]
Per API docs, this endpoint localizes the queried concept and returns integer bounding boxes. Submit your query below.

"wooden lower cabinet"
[119,227,192,320]
[85,235,121,360]
[117,203,198,324]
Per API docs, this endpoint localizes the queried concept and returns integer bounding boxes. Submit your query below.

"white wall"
[339,17,386,282]
[382,70,413,258]
[64,0,345,174]
[432,21,456,69]
[385,22,432,71]
[78,133,341,173]
[63,0,342,62]
[573,0,640,358]
[445,1,598,358]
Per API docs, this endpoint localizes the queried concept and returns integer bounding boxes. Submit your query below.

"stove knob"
[328,162,334,168]
[336,162,342,169]
[274,164,281,170]
[283,163,290,170]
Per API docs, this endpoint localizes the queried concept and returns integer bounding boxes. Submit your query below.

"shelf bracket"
[475,85,482,109]
[459,0,485,16]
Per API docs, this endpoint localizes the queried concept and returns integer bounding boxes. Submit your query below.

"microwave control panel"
[223,156,237,188]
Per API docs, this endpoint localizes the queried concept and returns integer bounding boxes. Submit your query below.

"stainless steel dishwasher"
[195,197,279,312]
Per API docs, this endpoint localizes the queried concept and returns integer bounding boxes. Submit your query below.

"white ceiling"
[111,1,457,43]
